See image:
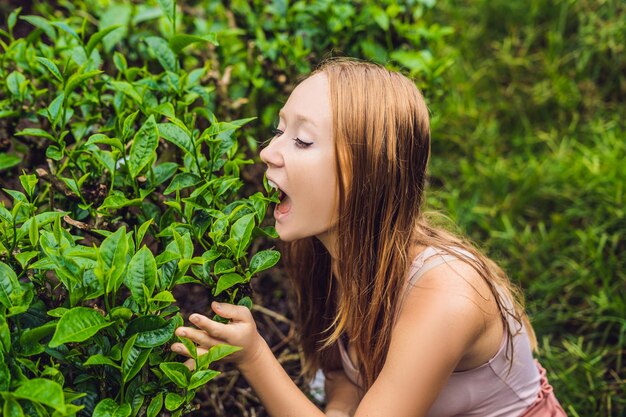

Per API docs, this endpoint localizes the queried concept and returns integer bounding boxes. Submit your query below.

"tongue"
[277,196,292,214]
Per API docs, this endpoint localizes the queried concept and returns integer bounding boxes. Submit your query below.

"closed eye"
[293,138,313,148]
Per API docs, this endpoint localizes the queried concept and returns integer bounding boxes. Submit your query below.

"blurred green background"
[1,0,624,415]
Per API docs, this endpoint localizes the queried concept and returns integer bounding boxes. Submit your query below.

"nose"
[259,135,284,168]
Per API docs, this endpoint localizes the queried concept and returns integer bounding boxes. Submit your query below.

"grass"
[425,0,626,414]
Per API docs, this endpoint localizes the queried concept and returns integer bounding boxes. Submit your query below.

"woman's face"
[259,73,338,245]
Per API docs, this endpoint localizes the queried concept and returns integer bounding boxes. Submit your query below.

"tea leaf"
[0,262,23,310]
[20,15,56,40]
[149,291,176,303]
[145,36,177,72]
[15,251,38,269]
[93,399,131,417]
[157,0,175,26]
[2,396,23,417]
[49,307,112,347]
[230,213,255,259]
[99,194,143,211]
[86,25,122,57]
[109,81,143,106]
[158,123,195,154]
[95,227,128,294]
[128,115,158,179]
[84,354,121,369]
[7,7,21,34]
[50,21,80,41]
[249,249,280,274]
[197,344,241,370]
[159,362,190,388]
[164,173,202,195]
[15,128,55,141]
[125,315,179,348]
[64,70,102,97]
[35,57,63,83]
[122,342,151,383]
[214,259,235,274]
[188,369,219,390]
[169,34,218,54]
[136,219,153,247]
[146,393,163,417]
[13,378,66,412]
[47,93,65,128]
[0,153,21,171]
[214,272,245,296]
[125,246,157,308]
[19,321,56,351]
[6,71,25,99]
[164,392,185,411]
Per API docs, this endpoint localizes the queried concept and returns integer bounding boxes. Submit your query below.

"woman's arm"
[324,370,361,417]
[172,260,492,417]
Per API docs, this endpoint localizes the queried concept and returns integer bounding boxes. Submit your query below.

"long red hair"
[283,58,535,390]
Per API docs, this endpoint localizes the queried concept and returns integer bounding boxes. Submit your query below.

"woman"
[172,58,565,416]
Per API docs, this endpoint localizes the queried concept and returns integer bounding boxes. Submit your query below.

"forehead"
[279,73,331,127]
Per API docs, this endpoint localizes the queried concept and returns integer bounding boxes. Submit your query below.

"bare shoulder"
[393,255,503,370]
[408,255,499,313]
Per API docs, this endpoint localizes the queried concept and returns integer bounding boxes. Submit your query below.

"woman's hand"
[171,301,266,370]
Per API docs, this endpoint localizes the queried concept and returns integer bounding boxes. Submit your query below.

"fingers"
[188,313,230,340]
[171,344,209,371]
[211,302,253,323]
[175,326,224,347]
[171,342,209,357]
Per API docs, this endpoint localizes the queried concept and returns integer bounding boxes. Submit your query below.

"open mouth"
[268,179,292,215]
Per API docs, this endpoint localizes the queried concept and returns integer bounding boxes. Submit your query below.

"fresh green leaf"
[188,369,219,390]
[95,227,128,294]
[86,25,122,57]
[164,392,185,411]
[229,213,255,258]
[35,57,63,82]
[13,378,66,413]
[214,272,245,296]
[164,173,202,195]
[64,70,102,97]
[145,36,177,72]
[2,396,24,417]
[146,393,163,417]
[128,115,158,179]
[249,250,280,274]
[197,344,241,370]
[0,153,21,171]
[159,362,190,388]
[156,0,175,25]
[49,306,112,347]
[125,246,157,307]
[169,34,218,54]
[84,354,121,369]
[158,123,195,154]
[92,399,131,417]
[125,315,179,348]
[0,262,23,310]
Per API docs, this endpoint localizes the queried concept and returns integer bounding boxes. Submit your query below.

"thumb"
[212,302,252,322]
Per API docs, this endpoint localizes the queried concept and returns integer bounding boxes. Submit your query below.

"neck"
[316,228,339,260]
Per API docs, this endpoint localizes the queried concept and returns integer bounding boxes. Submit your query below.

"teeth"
[267,180,279,190]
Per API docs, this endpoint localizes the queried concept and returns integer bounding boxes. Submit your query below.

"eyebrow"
[278,111,317,127]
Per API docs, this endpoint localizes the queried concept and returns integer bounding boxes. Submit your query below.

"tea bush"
[0,1,279,416]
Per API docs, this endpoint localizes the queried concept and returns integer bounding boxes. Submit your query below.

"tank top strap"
[407,246,475,286]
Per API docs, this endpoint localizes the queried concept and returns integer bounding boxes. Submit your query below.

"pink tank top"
[338,247,541,417]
